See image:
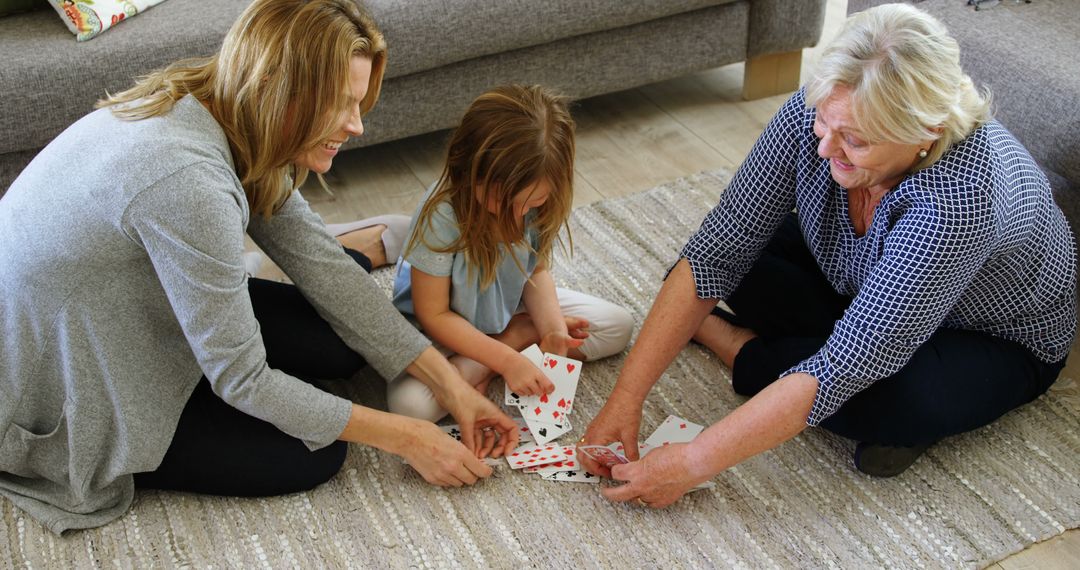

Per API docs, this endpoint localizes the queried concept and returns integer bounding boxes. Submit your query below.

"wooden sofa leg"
[742,50,803,100]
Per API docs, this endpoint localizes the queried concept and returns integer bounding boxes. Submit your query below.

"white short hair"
[805,3,991,168]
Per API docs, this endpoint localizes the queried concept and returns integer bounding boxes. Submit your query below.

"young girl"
[389,85,634,422]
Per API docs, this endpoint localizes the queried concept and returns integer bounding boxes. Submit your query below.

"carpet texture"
[3,170,1079,568]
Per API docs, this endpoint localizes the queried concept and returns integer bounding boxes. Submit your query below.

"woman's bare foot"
[692,314,756,369]
[336,225,387,267]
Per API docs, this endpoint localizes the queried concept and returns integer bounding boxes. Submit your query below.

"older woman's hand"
[600,442,708,508]
[578,394,644,478]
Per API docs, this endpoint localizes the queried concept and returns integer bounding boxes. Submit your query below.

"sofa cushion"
[0,0,745,157]
[913,1,1080,193]
[0,0,249,156]
[369,0,739,78]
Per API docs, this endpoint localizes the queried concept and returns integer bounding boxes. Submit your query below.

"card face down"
[578,445,629,469]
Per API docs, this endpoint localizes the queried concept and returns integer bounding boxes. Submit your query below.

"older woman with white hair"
[581,3,1076,506]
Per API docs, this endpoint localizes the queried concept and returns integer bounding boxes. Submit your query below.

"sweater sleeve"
[122,163,351,450]
[676,90,804,299]
[787,177,998,425]
[246,189,431,381]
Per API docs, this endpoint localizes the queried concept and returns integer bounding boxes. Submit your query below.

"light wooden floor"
[286,0,1079,567]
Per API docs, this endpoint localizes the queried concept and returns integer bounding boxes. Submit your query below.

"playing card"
[441,421,531,447]
[643,415,705,449]
[542,469,600,484]
[515,353,581,430]
[504,443,576,470]
[532,457,582,477]
[523,415,571,446]
[514,418,534,445]
[578,445,629,468]
[610,441,652,458]
[439,424,464,442]
[505,344,544,406]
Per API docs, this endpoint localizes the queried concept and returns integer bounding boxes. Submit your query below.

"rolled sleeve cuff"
[302,396,354,451]
[784,356,858,427]
[664,245,740,301]
[370,332,430,383]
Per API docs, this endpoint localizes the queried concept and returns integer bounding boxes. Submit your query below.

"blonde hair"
[805,3,991,169]
[406,85,576,289]
[97,0,387,218]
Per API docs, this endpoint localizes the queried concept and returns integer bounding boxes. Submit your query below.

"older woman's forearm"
[685,372,818,478]
[611,259,718,402]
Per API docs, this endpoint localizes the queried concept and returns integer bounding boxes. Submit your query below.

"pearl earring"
[918,149,928,158]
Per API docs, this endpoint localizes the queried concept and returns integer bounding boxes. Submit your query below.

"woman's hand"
[578,394,644,478]
[340,405,498,487]
[396,417,495,486]
[437,380,520,458]
[600,442,708,508]
[501,353,555,396]
[539,316,589,356]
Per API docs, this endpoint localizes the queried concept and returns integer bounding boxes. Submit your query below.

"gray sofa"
[0,0,827,193]
[848,0,1080,239]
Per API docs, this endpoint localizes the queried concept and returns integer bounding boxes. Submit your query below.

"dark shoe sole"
[854,441,933,477]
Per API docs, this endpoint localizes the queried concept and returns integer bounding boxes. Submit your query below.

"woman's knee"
[295,440,348,491]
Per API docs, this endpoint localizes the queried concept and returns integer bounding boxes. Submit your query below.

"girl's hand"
[578,394,644,478]
[397,418,495,486]
[502,353,554,396]
[439,381,520,458]
[539,316,589,356]
[600,442,709,509]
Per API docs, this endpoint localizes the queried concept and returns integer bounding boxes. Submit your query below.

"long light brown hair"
[406,85,575,289]
[97,0,387,218]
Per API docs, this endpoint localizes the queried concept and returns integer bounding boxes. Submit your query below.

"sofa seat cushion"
[0,0,743,157]
[0,0,249,155]
[370,0,739,78]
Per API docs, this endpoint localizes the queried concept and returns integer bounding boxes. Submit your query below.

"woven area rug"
[3,170,1079,568]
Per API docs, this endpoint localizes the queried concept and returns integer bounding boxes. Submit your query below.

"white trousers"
[387,288,634,422]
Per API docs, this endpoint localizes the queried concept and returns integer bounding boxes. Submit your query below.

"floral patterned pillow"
[48,0,168,41]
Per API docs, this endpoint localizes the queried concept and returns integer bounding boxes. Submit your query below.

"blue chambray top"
[680,90,1077,425]
[392,186,540,334]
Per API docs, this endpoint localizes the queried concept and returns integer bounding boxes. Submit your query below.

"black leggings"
[720,214,1066,446]
[134,249,372,496]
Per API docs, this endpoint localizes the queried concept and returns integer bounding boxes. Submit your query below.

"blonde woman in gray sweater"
[0,0,518,534]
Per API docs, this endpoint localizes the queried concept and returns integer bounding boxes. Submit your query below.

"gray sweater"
[0,95,430,534]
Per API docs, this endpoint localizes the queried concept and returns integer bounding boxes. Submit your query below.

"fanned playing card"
[504,443,576,470]
[441,419,533,446]
[643,415,705,448]
[516,352,581,427]
[505,344,544,406]
[542,470,600,484]
[513,417,534,445]
[439,424,464,442]
[524,415,571,446]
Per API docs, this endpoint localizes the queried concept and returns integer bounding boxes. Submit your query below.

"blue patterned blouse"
[680,90,1077,425]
